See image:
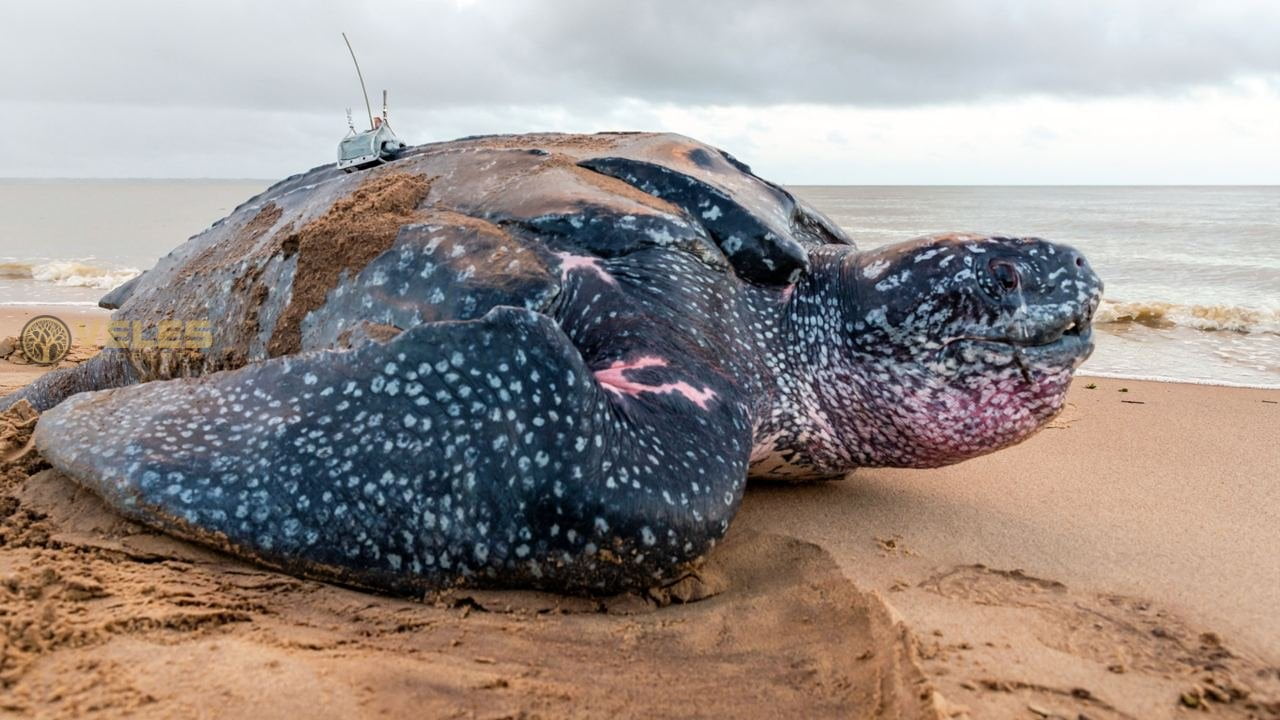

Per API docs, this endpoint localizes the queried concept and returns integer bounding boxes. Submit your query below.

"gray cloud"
[3,0,1278,115]
[3,1,1278,181]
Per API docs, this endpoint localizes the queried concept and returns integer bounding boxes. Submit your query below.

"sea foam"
[1096,299,1280,336]
[0,260,141,290]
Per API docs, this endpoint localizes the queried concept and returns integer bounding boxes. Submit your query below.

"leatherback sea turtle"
[8,133,1101,594]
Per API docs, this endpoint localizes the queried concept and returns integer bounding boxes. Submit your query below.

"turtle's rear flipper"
[0,351,136,413]
[34,307,751,595]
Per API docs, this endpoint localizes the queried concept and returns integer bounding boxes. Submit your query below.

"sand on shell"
[0,304,1278,719]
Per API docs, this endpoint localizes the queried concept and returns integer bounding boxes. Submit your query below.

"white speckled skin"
[23,134,1101,594]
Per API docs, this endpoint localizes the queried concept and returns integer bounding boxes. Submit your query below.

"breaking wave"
[0,260,140,289]
[1097,299,1280,336]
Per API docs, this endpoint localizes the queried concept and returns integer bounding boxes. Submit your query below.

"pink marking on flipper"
[594,355,717,410]
[555,252,616,285]
[779,284,796,303]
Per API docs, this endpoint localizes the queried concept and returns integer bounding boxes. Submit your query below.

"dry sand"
[0,304,1277,719]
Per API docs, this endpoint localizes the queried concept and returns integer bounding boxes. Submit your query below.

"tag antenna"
[342,32,375,129]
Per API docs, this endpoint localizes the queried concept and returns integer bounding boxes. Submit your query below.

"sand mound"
[0,467,945,719]
[0,400,43,483]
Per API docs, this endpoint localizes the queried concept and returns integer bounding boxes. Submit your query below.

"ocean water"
[0,180,1276,388]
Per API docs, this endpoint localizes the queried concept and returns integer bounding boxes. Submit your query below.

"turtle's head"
[794,234,1102,470]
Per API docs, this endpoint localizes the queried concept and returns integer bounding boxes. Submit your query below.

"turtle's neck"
[741,245,875,479]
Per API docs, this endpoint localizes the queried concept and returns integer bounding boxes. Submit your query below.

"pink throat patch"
[593,356,716,410]
[556,252,616,285]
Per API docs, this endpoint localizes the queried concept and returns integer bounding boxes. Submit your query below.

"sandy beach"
[1,304,1277,719]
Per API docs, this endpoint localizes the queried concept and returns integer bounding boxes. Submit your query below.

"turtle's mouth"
[1003,324,1093,380]
[1002,315,1091,354]
[943,314,1095,382]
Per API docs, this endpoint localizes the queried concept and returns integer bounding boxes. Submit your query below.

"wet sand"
[1,305,1277,718]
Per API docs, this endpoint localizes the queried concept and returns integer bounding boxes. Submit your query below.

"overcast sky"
[2,0,1278,183]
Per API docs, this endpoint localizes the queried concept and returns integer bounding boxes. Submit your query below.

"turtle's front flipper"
[579,157,810,285]
[34,307,752,595]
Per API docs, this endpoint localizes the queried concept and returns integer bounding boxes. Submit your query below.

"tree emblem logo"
[20,315,72,365]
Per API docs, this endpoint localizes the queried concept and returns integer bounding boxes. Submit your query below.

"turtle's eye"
[988,260,1020,293]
